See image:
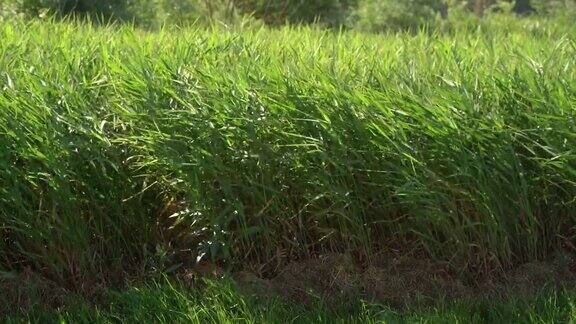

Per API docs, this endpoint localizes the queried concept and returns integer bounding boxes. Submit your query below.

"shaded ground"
[4,278,576,323]
[3,252,576,318]
[234,252,576,309]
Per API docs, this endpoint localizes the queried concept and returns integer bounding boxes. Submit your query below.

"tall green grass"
[1,16,575,286]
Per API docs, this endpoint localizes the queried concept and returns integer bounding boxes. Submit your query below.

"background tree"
[467,0,496,16]
[513,0,535,14]
[234,0,357,27]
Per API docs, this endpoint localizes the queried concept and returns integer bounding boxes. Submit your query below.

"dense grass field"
[1,14,576,321]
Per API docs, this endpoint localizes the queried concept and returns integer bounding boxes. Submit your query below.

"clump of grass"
[0,16,575,288]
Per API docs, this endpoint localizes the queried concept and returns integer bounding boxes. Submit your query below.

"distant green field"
[1,15,576,321]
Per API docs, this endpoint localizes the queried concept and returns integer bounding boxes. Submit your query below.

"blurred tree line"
[1,0,574,29]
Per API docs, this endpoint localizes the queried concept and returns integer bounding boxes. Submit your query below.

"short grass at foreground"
[1,13,576,321]
[4,279,576,323]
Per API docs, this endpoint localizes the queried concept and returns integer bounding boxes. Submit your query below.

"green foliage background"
[2,0,574,30]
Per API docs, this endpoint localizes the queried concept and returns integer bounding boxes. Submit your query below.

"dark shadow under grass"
[3,277,576,323]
